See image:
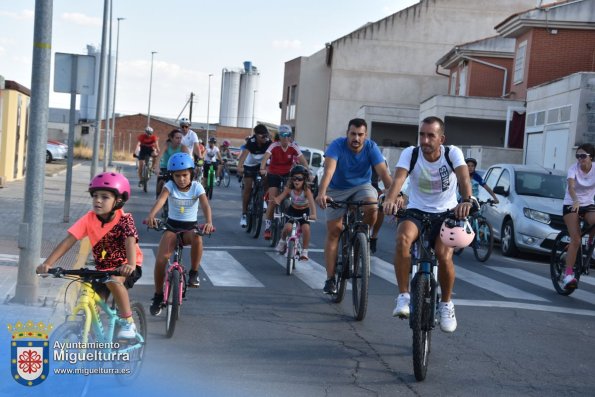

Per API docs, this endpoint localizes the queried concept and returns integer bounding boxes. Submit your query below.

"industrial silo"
[237,61,260,128]
[219,68,241,127]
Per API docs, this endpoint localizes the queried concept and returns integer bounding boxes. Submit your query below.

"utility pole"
[91,0,110,178]
[15,0,53,304]
[102,0,113,172]
[109,17,125,166]
[189,92,194,122]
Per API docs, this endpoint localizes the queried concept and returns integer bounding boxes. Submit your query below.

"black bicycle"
[550,215,595,296]
[246,174,265,239]
[453,199,495,262]
[269,176,289,248]
[327,199,375,321]
[395,208,464,381]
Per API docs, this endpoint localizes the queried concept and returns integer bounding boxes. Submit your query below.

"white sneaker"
[240,214,247,228]
[439,301,457,333]
[117,321,137,339]
[276,240,286,254]
[562,274,577,290]
[392,293,410,318]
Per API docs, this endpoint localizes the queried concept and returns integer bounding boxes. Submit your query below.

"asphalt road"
[82,163,595,396]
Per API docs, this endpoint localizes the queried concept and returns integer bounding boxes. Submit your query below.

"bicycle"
[283,214,311,275]
[194,159,204,182]
[218,159,231,187]
[156,169,170,223]
[46,267,146,382]
[327,199,375,321]
[453,199,495,262]
[140,155,154,193]
[204,163,216,200]
[246,174,265,239]
[147,219,214,337]
[269,176,289,248]
[550,215,595,296]
[394,208,464,381]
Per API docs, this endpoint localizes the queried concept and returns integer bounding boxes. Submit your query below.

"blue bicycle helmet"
[167,152,194,171]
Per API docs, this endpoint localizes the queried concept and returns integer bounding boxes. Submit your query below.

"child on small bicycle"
[145,152,214,315]
[273,165,317,260]
[36,172,143,339]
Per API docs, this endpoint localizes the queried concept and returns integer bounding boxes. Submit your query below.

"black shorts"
[563,204,595,216]
[139,146,154,160]
[286,206,310,225]
[92,265,143,298]
[243,165,259,179]
[397,209,448,249]
[267,173,289,189]
[165,219,199,233]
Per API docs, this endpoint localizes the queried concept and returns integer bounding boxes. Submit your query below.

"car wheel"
[501,219,519,257]
[46,151,52,163]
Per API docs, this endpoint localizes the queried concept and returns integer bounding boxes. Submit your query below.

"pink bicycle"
[284,214,310,275]
[147,219,214,337]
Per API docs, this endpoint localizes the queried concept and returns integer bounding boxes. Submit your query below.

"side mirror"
[493,186,508,197]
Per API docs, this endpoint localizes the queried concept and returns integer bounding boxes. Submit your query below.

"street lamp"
[205,73,213,142]
[102,0,113,171]
[147,51,157,127]
[252,89,257,127]
[109,17,125,165]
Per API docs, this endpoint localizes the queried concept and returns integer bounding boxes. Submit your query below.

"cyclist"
[137,126,160,186]
[203,137,222,186]
[179,117,202,161]
[316,118,392,294]
[218,140,233,181]
[36,172,142,338]
[382,116,473,333]
[560,143,595,290]
[145,152,214,315]
[273,165,317,260]
[156,129,190,198]
[237,124,272,227]
[465,157,499,203]
[260,124,309,240]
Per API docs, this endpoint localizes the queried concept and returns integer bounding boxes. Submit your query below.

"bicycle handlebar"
[325,198,379,209]
[143,219,216,236]
[45,267,121,278]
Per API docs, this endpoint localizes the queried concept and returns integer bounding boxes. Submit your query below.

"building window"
[459,65,467,96]
[81,126,89,135]
[286,84,297,120]
[513,41,527,84]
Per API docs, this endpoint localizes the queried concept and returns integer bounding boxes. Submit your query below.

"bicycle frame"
[162,233,187,308]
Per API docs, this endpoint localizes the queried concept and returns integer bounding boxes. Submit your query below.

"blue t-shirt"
[325,137,384,190]
[470,172,485,197]
[164,180,205,222]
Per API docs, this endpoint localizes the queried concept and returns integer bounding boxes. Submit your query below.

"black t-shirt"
[243,136,272,166]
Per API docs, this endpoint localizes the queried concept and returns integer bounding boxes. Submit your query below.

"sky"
[0,0,418,126]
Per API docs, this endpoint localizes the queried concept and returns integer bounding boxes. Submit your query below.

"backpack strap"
[408,145,454,174]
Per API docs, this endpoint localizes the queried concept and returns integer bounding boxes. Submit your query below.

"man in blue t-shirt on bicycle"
[316,118,392,294]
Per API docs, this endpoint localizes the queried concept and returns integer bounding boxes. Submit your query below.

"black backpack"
[408,146,454,174]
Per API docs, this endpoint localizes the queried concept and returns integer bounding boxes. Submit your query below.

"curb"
[45,161,82,178]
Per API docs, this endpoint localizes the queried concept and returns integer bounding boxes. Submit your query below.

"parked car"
[299,146,325,197]
[226,146,242,173]
[477,164,567,256]
[46,140,68,163]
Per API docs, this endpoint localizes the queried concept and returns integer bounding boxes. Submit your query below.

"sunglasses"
[280,133,292,138]
[576,153,590,160]
[292,176,304,181]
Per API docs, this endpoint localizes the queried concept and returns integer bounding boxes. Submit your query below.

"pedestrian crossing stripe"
[134,248,595,315]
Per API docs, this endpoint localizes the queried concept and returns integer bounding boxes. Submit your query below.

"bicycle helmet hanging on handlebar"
[439,218,475,248]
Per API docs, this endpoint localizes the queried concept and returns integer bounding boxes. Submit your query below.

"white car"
[299,146,324,197]
[46,140,68,163]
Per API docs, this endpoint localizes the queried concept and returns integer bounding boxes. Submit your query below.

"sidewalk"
[0,161,123,326]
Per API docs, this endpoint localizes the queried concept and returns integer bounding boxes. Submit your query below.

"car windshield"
[514,171,566,199]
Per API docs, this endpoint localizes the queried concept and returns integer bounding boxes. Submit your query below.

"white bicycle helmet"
[145,126,154,134]
[179,117,191,127]
[440,218,475,248]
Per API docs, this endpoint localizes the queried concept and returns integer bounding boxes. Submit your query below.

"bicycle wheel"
[411,273,432,381]
[251,186,264,238]
[51,321,92,390]
[352,232,370,321]
[115,302,147,383]
[270,217,280,247]
[550,231,579,296]
[141,166,148,193]
[332,231,349,303]
[473,217,494,262]
[165,268,181,338]
[286,239,296,275]
[223,170,231,187]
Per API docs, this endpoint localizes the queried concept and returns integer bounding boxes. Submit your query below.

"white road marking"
[454,299,595,317]
[201,251,264,287]
[136,249,156,286]
[265,252,350,290]
[456,266,548,301]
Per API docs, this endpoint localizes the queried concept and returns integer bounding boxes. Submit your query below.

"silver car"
[477,164,567,256]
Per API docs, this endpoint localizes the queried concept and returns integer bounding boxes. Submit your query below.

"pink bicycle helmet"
[89,172,131,204]
[439,218,475,248]
[222,140,230,147]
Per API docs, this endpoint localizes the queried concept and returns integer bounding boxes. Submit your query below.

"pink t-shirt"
[68,210,143,270]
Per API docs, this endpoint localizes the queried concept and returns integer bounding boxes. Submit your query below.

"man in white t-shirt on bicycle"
[382,116,473,333]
